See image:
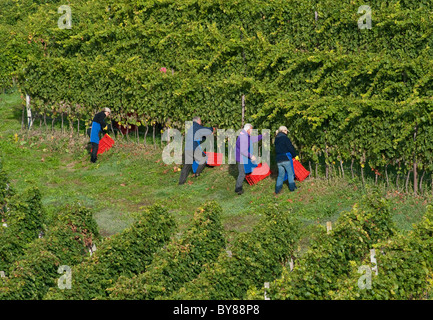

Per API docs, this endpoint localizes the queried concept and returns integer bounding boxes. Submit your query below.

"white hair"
[244,123,253,131]
[276,126,288,135]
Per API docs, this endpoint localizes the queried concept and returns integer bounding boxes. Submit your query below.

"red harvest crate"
[246,163,271,185]
[293,159,310,181]
[204,152,223,166]
[97,134,115,155]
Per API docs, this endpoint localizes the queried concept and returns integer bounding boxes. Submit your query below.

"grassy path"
[0,90,429,240]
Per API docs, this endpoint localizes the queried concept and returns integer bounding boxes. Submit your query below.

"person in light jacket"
[234,123,263,195]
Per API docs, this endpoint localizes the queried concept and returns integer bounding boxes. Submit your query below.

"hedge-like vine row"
[0,186,44,271]
[247,190,396,300]
[332,205,433,300]
[44,204,176,300]
[0,158,14,211]
[165,203,301,300]
[0,205,100,300]
[246,191,433,300]
[1,0,432,192]
[107,200,226,300]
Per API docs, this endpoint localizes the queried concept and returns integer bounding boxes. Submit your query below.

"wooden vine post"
[419,170,425,194]
[413,123,418,195]
[241,94,245,127]
[396,160,401,191]
[431,166,433,197]
[26,93,33,130]
[385,164,389,189]
[240,24,246,128]
[405,169,412,194]
[144,123,149,147]
[152,123,156,149]
[61,110,64,133]
[21,103,25,130]
[324,131,329,179]
[361,151,366,186]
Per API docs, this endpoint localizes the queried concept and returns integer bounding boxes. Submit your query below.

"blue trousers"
[275,161,296,194]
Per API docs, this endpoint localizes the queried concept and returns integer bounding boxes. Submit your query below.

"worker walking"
[234,123,263,195]
[178,116,215,185]
[274,126,298,194]
[89,107,111,163]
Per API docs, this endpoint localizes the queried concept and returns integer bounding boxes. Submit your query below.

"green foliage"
[44,204,176,300]
[333,205,433,300]
[0,186,44,271]
[0,205,100,299]
[259,190,395,300]
[0,245,60,300]
[5,186,45,242]
[1,0,431,185]
[166,203,301,300]
[1,0,433,300]
[107,200,226,300]
[0,158,14,209]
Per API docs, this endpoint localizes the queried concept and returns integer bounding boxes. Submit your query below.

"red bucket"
[293,159,310,181]
[96,134,115,155]
[204,152,223,166]
[246,163,271,185]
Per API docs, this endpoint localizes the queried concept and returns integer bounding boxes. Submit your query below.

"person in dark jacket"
[89,108,111,163]
[178,116,215,185]
[234,123,263,195]
[274,126,298,194]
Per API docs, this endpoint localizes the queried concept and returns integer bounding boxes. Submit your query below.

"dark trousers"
[90,142,99,163]
[178,152,206,185]
[235,162,246,192]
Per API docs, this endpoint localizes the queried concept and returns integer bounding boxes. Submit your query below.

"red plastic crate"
[246,163,271,185]
[204,152,223,166]
[293,159,310,181]
[92,134,115,155]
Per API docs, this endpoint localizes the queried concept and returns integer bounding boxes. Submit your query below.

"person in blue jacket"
[178,116,216,185]
[89,108,111,163]
[274,126,298,194]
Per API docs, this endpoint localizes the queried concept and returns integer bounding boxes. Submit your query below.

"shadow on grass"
[228,164,238,181]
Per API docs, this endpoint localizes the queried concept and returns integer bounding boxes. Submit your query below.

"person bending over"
[89,107,111,163]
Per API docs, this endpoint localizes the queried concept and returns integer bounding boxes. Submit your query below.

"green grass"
[0,89,430,239]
